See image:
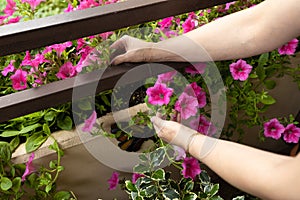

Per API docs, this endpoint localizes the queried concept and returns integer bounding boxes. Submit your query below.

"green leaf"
[232,196,245,200]
[209,184,219,196]
[20,123,41,134]
[45,183,52,193]
[134,164,149,174]
[258,53,269,67]
[78,101,92,111]
[44,111,56,121]
[260,95,276,105]
[143,185,156,197]
[10,136,20,151]
[0,131,20,137]
[138,154,148,162]
[162,188,180,200]
[0,142,12,163]
[43,123,51,135]
[125,180,137,192]
[199,170,211,183]
[25,133,47,153]
[150,147,166,167]
[1,177,12,191]
[152,169,165,180]
[11,177,21,193]
[57,116,73,130]
[183,193,197,200]
[256,65,266,81]
[49,160,57,169]
[264,79,276,90]
[183,180,194,192]
[53,191,71,200]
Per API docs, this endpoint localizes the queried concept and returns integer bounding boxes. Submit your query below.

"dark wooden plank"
[0,0,232,56]
[0,62,190,123]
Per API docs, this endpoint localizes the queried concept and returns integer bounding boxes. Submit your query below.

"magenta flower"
[82,111,97,132]
[99,31,113,40]
[21,51,33,66]
[4,0,16,16]
[283,124,300,143]
[225,1,236,11]
[0,16,8,25]
[22,153,35,181]
[278,38,298,55]
[184,82,206,108]
[10,69,28,90]
[45,41,72,57]
[158,17,174,30]
[181,157,201,180]
[229,59,252,81]
[175,92,198,120]
[157,71,177,84]
[56,61,77,79]
[190,115,216,136]
[64,3,74,12]
[7,16,21,24]
[108,171,119,190]
[264,118,285,140]
[132,173,144,184]
[185,63,206,75]
[21,0,45,10]
[2,60,15,76]
[146,83,173,106]
[182,16,196,33]
[173,145,186,161]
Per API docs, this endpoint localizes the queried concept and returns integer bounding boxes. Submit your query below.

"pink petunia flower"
[2,60,15,76]
[173,145,186,161]
[64,3,74,12]
[21,0,45,10]
[181,157,201,180]
[21,51,33,66]
[190,115,216,136]
[283,124,300,143]
[225,1,236,11]
[184,82,206,108]
[229,59,252,81]
[132,173,144,184]
[10,69,28,90]
[82,110,97,132]
[263,118,285,140]
[56,61,77,79]
[45,41,73,57]
[99,31,114,40]
[21,153,35,181]
[108,171,119,190]
[278,38,298,55]
[77,0,99,10]
[175,92,198,120]
[31,53,49,68]
[4,0,16,16]
[182,16,196,33]
[158,17,174,30]
[156,71,177,84]
[146,83,173,106]
[185,63,206,75]
[7,16,21,24]
[0,16,8,25]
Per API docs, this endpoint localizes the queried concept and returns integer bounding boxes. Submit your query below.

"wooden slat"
[0,0,232,56]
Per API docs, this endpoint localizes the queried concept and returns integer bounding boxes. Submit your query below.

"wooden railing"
[0,0,233,123]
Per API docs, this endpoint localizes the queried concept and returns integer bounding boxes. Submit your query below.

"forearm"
[189,134,299,200]
[153,0,300,62]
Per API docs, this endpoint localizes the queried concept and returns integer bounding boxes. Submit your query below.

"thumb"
[151,116,166,132]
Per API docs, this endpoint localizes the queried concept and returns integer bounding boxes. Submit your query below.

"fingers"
[150,116,166,133]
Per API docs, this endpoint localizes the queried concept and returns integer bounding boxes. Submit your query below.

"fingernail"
[150,116,155,122]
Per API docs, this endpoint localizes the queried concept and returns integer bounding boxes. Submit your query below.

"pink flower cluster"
[278,38,299,55]
[229,59,253,81]
[1,0,21,25]
[264,118,300,143]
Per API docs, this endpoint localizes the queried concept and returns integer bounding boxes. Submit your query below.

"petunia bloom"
[10,69,28,90]
[21,153,35,181]
[156,71,177,84]
[283,124,300,143]
[82,111,97,132]
[181,157,201,180]
[158,17,174,30]
[56,61,77,79]
[263,118,285,140]
[229,59,252,81]
[2,60,15,76]
[173,145,186,161]
[174,92,198,120]
[4,0,16,16]
[132,173,144,184]
[225,1,236,11]
[189,115,216,136]
[146,83,173,106]
[108,171,119,190]
[21,0,45,10]
[185,63,206,75]
[182,16,196,33]
[278,38,298,55]
[184,82,206,108]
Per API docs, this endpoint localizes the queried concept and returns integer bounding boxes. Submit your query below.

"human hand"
[151,116,199,152]
[110,35,155,65]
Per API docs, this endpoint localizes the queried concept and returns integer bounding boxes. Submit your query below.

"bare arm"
[151,116,300,200]
[111,0,300,64]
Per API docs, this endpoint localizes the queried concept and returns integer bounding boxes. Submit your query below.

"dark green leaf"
[11,177,21,193]
[134,164,149,174]
[152,169,165,180]
[260,95,276,105]
[1,177,12,191]
[44,111,56,121]
[138,154,148,162]
[53,191,71,200]
[25,133,47,153]
[125,180,137,192]
[258,53,269,67]
[162,188,180,200]
[20,123,41,134]
[143,185,156,197]
[183,193,197,200]
[209,184,219,196]
[0,142,12,163]
[256,65,266,81]
[57,116,73,130]
[264,79,276,90]
[199,171,211,183]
